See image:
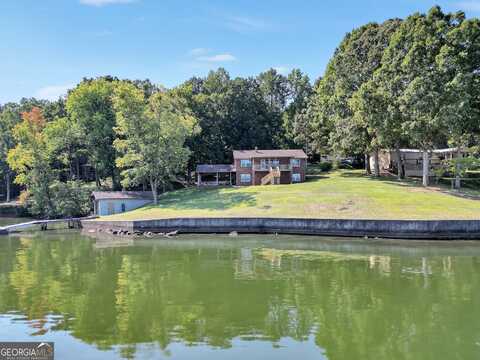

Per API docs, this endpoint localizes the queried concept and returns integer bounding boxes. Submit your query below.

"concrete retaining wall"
[81,218,480,240]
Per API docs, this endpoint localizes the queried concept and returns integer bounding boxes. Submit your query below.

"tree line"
[0,6,479,218]
[0,70,312,217]
[302,6,480,186]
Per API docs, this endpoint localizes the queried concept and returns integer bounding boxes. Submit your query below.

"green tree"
[437,18,480,188]
[182,68,283,167]
[312,20,401,174]
[43,117,86,181]
[66,78,119,189]
[282,69,313,148]
[7,107,56,217]
[0,104,21,202]
[113,82,198,204]
[376,7,463,185]
[257,68,289,111]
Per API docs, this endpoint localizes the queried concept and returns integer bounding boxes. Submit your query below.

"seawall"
[81,218,480,240]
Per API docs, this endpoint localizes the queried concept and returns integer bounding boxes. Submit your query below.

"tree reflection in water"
[0,232,479,359]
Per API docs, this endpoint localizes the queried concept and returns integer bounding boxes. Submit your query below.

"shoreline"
[82,217,480,240]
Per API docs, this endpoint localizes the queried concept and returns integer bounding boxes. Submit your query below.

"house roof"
[233,149,308,159]
[399,148,460,154]
[92,191,154,201]
[196,164,235,173]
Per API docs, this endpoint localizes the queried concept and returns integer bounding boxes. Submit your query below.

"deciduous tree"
[7,108,56,217]
[66,78,119,189]
[113,82,198,204]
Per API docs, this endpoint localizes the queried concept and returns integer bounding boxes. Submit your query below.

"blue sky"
[1,0,479,103]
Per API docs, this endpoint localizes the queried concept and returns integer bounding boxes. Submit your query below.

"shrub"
[50,181,94,218]
[22,181,94,218]
[318,162,333,172]
[307,162,333,175]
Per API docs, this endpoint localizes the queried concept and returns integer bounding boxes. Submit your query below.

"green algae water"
[0,231,479,359]
[0,217,31,226]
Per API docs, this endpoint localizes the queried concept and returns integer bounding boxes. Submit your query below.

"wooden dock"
[0,217,96,235]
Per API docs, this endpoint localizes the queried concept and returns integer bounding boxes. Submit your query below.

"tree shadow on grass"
[305,174,330,181]
[339,170,480,200]
[141,187,258,212]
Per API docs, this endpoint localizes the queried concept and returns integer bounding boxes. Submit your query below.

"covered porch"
[196,164,235,187]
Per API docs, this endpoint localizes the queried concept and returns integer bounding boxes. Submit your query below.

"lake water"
[0,231,479,360]
[0,217,32,226]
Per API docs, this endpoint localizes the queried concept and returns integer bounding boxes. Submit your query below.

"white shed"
[92,191,154,216]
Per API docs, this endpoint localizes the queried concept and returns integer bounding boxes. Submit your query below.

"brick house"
[196,149,308,186]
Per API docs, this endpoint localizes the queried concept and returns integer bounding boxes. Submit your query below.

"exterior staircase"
[261,167,281,185]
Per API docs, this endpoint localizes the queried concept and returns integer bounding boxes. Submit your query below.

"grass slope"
[104,170,480,220]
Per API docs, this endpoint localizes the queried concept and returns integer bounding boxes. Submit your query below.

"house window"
[240,174,251,183]
[121,203,126,212]
[292,173,301,182]
[240,159,252,168]
[271,159,280,167]
[291,158,301,167]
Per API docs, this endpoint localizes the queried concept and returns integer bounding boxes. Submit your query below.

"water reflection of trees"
[0,235,479,359]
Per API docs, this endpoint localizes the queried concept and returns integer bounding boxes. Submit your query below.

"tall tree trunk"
[94,166,100,189]
[111,168,121,191]
[373,150,380,177]
[422,150,429,187]
[150,178,158,205]
[454,147,462,189]
[365,154,371,175]
[76,158,80,180]
[394,146,404,180]
[5,172,11,203]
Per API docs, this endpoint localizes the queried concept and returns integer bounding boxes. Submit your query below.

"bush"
[318,162,333,172]
[307,162,333,175]
[22,181,94,218]
[50,181,94,218]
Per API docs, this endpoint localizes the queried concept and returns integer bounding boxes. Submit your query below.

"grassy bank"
[103,170,480,221]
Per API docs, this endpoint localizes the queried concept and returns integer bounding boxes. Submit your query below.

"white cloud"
[197,53,237,62]
[188,48,209,56]
[456,1,480,12]
[35,84,74,101]
[273,66,290,75]
[80,0,137,7]
[225,16,270,32]
[187,49,237,63]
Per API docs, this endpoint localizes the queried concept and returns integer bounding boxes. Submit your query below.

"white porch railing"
[253,164,292,171]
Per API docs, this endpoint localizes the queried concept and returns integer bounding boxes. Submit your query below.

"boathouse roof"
[92,191,154,201]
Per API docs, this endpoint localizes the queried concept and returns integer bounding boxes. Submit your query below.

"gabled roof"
[92,191,154,201]
[398,148,460,154]
[233,149,308,159]
[196,164,235,173]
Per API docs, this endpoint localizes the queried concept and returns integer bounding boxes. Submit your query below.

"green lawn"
[104,170,480,221]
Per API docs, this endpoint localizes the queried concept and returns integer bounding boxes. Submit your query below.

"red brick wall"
[290,158,307,183]
[234,157,307,186]
[234,159,253,185]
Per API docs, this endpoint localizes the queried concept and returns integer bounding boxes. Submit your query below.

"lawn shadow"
[340,170,480,200]
[338,171,368,178]
[305,174,330,181]
[142,186,258,212]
